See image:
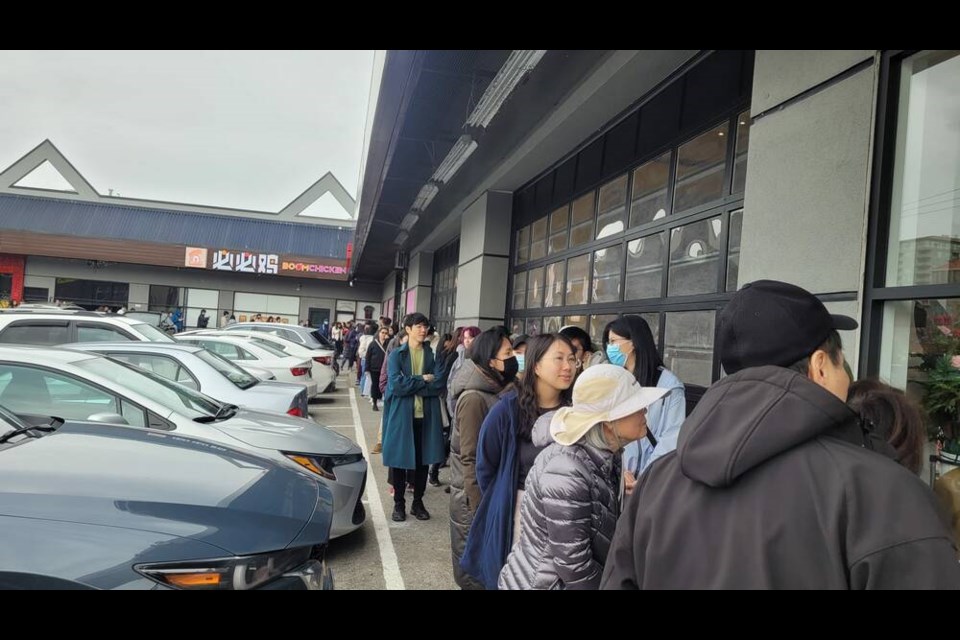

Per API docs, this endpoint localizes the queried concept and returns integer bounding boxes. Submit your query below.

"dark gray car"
[0,403,334,590]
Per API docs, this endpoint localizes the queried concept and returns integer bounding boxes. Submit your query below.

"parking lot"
[309,369,457,590]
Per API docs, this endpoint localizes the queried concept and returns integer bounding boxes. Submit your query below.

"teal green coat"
[382,343,448,469]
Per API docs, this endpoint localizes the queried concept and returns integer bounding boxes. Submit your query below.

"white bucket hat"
[550,364,669,446]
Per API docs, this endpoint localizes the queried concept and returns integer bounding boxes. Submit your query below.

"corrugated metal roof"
[0,194,351,258]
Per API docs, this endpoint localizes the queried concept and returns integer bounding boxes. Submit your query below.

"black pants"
[391,418,427,504]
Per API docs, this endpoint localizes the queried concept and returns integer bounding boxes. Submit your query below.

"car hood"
[0,423,331,555]
[212,408,360,456]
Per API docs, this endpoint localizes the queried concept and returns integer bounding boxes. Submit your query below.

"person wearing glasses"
[560,326,608,378]
[602,316,685,496]
[459,333,576,589]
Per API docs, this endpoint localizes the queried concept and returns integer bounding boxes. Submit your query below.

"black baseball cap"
[718,280,858,375]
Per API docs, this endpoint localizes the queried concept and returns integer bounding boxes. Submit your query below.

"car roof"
[65,341,205,354]
[0,344,105,365]
[0,310,148,326]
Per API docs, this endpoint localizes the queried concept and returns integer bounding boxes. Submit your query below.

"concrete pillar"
[455,191,512,330]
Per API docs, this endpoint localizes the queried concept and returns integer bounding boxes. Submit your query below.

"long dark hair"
[603,315,664,387]
[469,327,510,388]
[516,333,574,441]
[848,379,925,474]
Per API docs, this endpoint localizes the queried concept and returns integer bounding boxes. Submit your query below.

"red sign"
[345,242,353,271]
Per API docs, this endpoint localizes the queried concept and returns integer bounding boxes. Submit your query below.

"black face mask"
[497,356,519,383]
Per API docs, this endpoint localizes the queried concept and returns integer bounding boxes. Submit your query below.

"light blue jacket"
[622,368,685,475]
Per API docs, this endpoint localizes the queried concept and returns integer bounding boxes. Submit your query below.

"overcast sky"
[0,50,375,217]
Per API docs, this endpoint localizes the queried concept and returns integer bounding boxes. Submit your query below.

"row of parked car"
[0,309,365,590]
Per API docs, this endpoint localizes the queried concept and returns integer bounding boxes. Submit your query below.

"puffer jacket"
[449,360,504,590]
[498,412,619,590]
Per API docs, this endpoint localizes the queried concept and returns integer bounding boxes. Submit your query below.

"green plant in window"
[919,354,960,457]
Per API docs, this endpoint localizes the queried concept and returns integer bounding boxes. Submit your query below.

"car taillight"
[313,356,332,366]
[287,406,303,417]
[290,367,309,377]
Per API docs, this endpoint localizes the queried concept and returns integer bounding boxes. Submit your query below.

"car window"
[198,340,241,359]
[108,353,195,389]
[129,323,175,342]
[252,337,290,353]
[120,398,147,427]
[0,364,119,421]
[193,349,257,390]
[236,346,258,361]
[280,329,304,343]
[251,341,288,358]
[0,322,71,345]
[77,323,134,342]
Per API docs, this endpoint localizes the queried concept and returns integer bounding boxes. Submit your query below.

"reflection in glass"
[530,217,548,261]
[591,314,618,346]
[596,174,628,240]
[674,124,729,213]
[625,232,666,300]
[732,110,750,194]
[516,226,530,265]
[543,316,562,334]
[726,209,743,292]
[570,193,596,248]
[527,266,544,309]
[669,216,723,297]
[885,51,960,287]
[549,206,569,255]
[565,254,590,306]
[544,261,565,307]
[630,152,671,228]
[592,245,623,303]
[563,315,587,330]
[526,318,541,337]
[512,271,527,310]
[664,310,715,386]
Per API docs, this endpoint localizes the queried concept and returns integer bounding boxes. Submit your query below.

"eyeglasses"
[608,337,631,346]
[553,355,581,367]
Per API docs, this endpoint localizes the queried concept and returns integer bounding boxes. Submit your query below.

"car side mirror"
[86,412,129,426]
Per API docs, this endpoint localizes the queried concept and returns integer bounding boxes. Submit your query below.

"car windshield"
[194,349,258,390]
[74,356,220,419]
[310,330,334,349]
[130,323,176,343]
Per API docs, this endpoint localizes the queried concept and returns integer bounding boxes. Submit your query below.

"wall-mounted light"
[400,212,420,231]
[432,135,478,185]
[412,182,440,211]
[466,50,547,129]
[395,230,409,246]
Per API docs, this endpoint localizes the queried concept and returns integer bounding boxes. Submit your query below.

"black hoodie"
[601,366,960,590]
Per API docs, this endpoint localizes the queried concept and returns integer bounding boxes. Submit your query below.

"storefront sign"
[211,250,279,275]
[280,260,347,276]
[184,247,208,268]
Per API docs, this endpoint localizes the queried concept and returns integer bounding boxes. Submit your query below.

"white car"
[0,310,176,344]
[68,342,310,417]
[0,345,366,538]
[181,329,336,394]
[176,335,318,398]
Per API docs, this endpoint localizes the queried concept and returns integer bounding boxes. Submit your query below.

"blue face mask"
[606,344,627,367]
[515,354,525,373]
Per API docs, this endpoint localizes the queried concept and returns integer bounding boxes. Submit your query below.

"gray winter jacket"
[601,366,960,590]
[498,412,620,590]
[449,360,505,590]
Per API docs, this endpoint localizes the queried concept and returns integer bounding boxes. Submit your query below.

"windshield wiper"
[213,403,239,421]
[0,424,56,444]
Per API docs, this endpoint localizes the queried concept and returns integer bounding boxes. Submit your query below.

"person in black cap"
[601,280,960,589]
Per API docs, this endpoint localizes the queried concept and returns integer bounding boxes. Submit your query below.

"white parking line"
[349,387,404,590]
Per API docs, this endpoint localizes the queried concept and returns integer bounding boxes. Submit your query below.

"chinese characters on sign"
[212,250,279,275]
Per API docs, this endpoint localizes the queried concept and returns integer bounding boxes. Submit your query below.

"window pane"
[592,245,623,303]
[148,285,180,313]
[510,318,524,336]
[629,312,661,348]
[77,325,132,342]
[544,261,565,308]
[629,152,671,228]
[525,318,541,337]
[543,316,562,334]
[516,225,530,265]
[596,174,628,240]
[512,271,527,311]
[732,111,751,194]
[625,232,666,300]
[0,365,117,420]
[674,124,729,213]
[530,217,548,261]
[565,254,590,306]
[570,192,596,248]
[669,216,723,297]
[0,323,70,345]
[548,206,569,255]
[120,398,147,428]
[591,314,619,346]
[726,209,744,292]
[526,267,544,309]
[664,310,715,386]
[563,315,587,331]
[885,51,960,287]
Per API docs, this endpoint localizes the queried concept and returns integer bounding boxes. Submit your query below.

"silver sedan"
[67,342,309,418]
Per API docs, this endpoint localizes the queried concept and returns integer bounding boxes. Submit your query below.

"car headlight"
[136,547,311,590]
[284,452,363,481]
